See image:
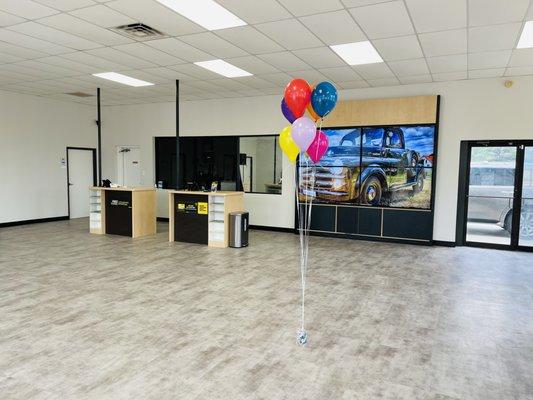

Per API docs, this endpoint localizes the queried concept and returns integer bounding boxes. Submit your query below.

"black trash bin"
[229,211,249,248]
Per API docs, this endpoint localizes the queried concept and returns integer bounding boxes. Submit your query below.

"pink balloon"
[307,130,329,163]
[291,116,316,151]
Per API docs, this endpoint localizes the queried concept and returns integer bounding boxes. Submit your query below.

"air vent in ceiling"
[111,23,167,41]
[65,92,94,98]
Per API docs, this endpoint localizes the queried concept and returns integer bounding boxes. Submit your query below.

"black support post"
[97,87,102,186]
[175,79,181,189]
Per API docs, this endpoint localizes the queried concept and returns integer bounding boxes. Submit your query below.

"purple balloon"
[291,116,316,151]
[281,98,296,123]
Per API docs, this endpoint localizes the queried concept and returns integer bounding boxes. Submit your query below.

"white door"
[68,149,94,219]
[117,146,141,186]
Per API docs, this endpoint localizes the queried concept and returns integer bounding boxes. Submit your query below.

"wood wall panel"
[323,95,438,127]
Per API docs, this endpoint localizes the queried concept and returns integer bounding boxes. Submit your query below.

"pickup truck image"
[299,127,427,206]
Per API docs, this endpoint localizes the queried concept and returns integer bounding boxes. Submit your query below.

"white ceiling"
[0,0,532,106]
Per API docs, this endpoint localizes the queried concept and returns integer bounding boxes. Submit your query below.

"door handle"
[68,182,73,186]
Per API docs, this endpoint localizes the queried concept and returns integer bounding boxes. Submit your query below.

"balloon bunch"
[279,79,338,163]
[278,78,338,347]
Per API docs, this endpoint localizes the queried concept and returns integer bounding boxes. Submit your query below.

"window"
[239,136,282,194]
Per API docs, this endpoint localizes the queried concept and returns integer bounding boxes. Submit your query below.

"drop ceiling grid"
[0,0,531,104]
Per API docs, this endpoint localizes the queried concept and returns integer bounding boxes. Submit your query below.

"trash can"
[229,211,249,248]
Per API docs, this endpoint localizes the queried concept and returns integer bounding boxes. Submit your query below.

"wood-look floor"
[0,218,532,399]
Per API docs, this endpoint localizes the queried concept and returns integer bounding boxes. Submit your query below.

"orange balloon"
[306,102,320,122]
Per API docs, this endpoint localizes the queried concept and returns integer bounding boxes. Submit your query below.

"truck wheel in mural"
[360,176,382,206]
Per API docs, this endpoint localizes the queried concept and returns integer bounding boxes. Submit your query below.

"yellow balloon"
[279,125,299,163]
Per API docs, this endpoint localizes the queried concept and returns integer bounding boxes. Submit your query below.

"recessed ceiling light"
[155,0,246,31]
[92,72,154,87]
[330,41,383,66]
[517,20,533,49]
[194,60,252,78]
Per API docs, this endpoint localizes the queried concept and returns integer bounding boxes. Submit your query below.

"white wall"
[0,90,96,224]
[100,76,533,241]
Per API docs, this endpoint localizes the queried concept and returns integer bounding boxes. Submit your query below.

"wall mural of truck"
[298,125,436,210]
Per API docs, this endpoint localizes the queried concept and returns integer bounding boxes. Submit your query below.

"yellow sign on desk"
[197,202,208,215]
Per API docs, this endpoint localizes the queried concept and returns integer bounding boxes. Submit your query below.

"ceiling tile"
[60,51,128,70]
[0,51,24,63]
[426,54,467,73]
[168,63,223,80]
[432,71,467,81]
[367,77,400,87]
[139,67,188,80]
[292,47,345,69]
[388,58,429,76]
[418,29,467,57]
[505,66,533,76]
[354,62,394,79]
[341,0,391,6]
[8,22,101,50]
[0,41,48,58]
[16,59,80,76]
[144,38,211,63]
[87,47,158,69]
[255,19,322,50]
[0,0,58,19]
[468,68,505,79]
[280,0,343,17]
[179,32,248,58]
[35,55,99,73]
[508,48,533,67]
[372,35,423,61]
[216,0,291,24]
[336,80,370,89]
[468,50,512,69]
[33,0,96,11]
[318,66,363,81]
[0,28,72,54]
[216,26,284,54]
[106,0,205,36]
[258,72,295,85]
[288,69,329,84]
[37,13,132,46]
[0,62,57,79]
[235,76,278,89]
[349,1,414,39]
[225,55,280,74]
[257,51,311,71]
[208,77,253,91]
[468,23,522,52]
[0,10,26,26]
[113,43,184,66]
[405,0,466,33]
[299,10,367,45]
[468,0,529,27]
[69,4,135,28]
[399,74,432,84]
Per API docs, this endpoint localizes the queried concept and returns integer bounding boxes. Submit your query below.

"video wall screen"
[298,125,436,210]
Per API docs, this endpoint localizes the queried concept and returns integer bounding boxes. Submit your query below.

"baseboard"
[432,240,456,247]
[249,225,295,233]
[0,215,69,228]
[157,217,169,222]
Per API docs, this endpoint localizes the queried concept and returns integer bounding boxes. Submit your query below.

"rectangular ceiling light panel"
[92,72,154,87]
[330,41,383,65]
[517,21,533,49]
[194,59,252,77]
[156,0,246,30]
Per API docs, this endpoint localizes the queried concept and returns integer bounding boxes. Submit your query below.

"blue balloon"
[311,82,338,118]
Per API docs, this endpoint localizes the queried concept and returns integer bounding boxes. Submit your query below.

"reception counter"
[89,187,156,238]
[168,191,244,247]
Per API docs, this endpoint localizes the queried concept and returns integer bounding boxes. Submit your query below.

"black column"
[97,87,102,186]
[175,79,181,189]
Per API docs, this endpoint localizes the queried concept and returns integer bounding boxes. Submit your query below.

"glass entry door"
[464,141,533,250]
[519,146,533,248]
[466,145,517,247]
